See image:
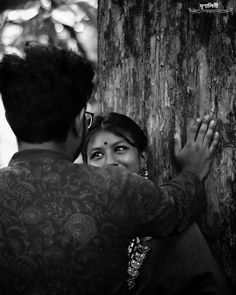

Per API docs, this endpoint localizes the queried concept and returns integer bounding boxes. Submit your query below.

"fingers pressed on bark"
[195,115,211,145]
[174,134,182,157]
[209,131,219,155]
[187,118,202,143]
[203,120,216,148]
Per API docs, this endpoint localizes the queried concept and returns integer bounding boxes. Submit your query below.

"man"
[0,44,219,294]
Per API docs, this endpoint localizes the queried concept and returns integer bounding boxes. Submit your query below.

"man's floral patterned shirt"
[0,149,205,294]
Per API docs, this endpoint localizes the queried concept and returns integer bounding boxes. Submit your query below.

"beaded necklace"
[127,164,151,289]
[127,236,152,289]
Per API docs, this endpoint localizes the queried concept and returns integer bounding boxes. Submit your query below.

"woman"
[82,112,231,295]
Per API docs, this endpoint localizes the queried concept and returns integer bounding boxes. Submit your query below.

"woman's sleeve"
[133,223,232,295]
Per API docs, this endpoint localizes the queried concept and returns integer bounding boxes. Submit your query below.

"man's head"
[0,43,94,145]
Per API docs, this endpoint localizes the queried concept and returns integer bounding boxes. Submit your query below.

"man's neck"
[18,141,73,161]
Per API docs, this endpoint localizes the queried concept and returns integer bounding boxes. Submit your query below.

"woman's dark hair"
[82,112,148,162]
[0,43,94,143]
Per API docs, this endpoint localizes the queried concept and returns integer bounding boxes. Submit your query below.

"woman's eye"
[115,146,128,152]
[90,151,103,160]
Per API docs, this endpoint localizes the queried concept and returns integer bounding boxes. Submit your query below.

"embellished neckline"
[127,236,152,290]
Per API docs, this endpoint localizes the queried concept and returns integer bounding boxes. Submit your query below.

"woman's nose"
[105,153,118,166]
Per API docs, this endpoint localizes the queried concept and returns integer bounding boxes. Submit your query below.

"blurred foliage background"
[0,0,98,166]
[0,0,97,62]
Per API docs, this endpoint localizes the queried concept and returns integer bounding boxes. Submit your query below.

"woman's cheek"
[88,160,102,167]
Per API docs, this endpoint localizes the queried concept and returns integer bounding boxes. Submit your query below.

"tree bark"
[97,0,236,285]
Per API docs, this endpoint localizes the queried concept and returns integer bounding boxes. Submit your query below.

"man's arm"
[119,170,205,237]
[105,115,219,237]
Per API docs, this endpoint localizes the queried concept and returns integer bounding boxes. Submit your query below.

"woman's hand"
[174,115,219,181]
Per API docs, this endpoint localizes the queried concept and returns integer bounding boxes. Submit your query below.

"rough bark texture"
[97,0,236,286]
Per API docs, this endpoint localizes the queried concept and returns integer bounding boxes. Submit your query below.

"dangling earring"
[140,164,148,179]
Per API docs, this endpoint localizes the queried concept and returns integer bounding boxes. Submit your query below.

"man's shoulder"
[77,164,142,182]
[0,165,21,177]
[72,163,129,177]
[72,164,145,194]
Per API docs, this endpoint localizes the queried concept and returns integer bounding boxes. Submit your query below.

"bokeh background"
[0,0,98,167]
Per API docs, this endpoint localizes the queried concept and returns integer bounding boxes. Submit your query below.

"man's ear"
[139,150,148,168]
[5,112,9,124]
[72,108,85,137]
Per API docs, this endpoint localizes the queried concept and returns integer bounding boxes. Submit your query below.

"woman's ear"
[139,150,148,168]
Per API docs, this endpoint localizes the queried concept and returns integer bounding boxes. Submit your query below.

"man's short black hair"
[0,44,94,143]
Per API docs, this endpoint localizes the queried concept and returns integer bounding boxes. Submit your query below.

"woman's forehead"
[87,129,132,149]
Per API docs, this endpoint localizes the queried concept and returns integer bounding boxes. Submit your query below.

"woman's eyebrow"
[111,140,127,147]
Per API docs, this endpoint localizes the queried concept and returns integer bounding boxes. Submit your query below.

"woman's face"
[86,130,146,173]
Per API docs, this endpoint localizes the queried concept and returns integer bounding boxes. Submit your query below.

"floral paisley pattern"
[20,207,42,224]
[64,213,97,243]
[0,149,205,295]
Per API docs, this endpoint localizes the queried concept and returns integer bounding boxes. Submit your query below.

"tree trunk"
[97,0,236,286]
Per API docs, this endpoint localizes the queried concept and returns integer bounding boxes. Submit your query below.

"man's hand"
[174,115,219,181]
